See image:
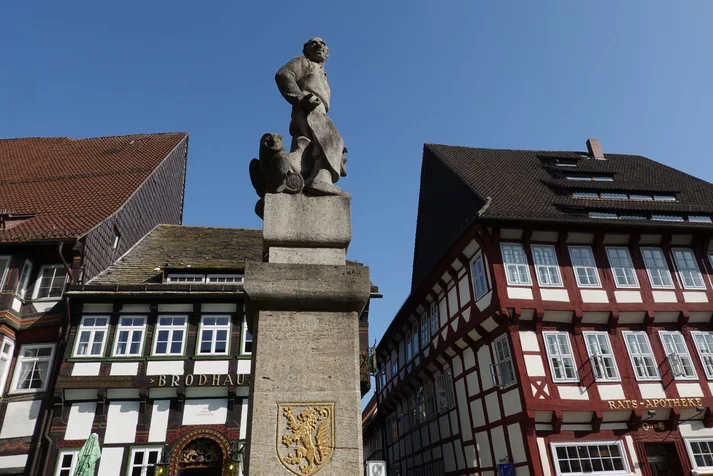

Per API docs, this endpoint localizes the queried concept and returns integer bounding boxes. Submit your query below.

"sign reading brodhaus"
[148,374,250,387]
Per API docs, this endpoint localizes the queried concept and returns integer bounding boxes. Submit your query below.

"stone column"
[244,194,370,476]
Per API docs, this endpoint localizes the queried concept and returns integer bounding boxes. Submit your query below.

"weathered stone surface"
[244,310,363,476]
[269,247,345,265]
[262,194,351,249]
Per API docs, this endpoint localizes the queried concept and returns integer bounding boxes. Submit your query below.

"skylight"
[565,174,614,181]
[573,192,677,202]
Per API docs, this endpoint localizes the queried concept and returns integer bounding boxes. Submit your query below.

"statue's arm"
[275,57,308,106]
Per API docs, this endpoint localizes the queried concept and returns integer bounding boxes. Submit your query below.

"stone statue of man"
[275,37,347,196]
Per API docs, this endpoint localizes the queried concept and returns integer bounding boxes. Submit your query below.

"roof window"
[651,215,685,222]
[586,212,710,223]
[573,192,677,202]
[565,174,613,182]
[166,273,244,284]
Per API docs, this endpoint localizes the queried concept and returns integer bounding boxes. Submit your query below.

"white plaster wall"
[474,431,492,467]
[557,386,589,400]
[652,291,677,303]
[65,402,96,440]
[194,360,229,374]
[458,276,470,308]
[463,347,476,370]
[491,425,507,463]
[502,388,523,417]
[455,379,472,441]
[519,331,540,352]
[507,287,534,300]
[448,286,458,318]
[624,435,644,476]
[684,292,708,303]
[443,442,456,473]
[507,423,527,464]
[182,398,228,425]
[539,289,569,302]
[537,437,553,476]
[639,383,666,399]
[439,298,448,327]
[146,360,185,375]
[477,345,494,390]
[485,392,501,422]
[680,421,713,437]
[240,399,249,439]
[148,400,170,442]
[121,304,150,312]
[0,400,41,438]
[677,383,704,398]
[0,455,27,469]
[157,304,192,312]
[202,303,237,312]
[72,362,101,376]
[83,303,113,312]
[464,444,477,469]
[104,401,139,444]
[471,399,485,428]
[466,371,480,395]
[614,291,643,303]
[580,290,609,303]
[96,447,124,476]
[524,355,546,377]
[597,384,625,400]
[110,362,139,376]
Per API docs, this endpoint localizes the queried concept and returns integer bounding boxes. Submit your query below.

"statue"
[250,37,348,218]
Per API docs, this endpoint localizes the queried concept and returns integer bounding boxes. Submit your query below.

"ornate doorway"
[178,438,223,476]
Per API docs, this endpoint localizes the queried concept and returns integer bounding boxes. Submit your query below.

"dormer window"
[573,191,677,202]
[166,273,244,284]
[565,173,613,181]
[166,274,205,283]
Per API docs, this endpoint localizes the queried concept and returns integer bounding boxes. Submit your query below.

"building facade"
[371,139,713,476]
[0,133,188,475]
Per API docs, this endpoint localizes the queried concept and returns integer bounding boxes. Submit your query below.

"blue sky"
[2,1,712,397]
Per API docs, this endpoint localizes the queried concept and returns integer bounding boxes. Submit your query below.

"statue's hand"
[300,93,321,112]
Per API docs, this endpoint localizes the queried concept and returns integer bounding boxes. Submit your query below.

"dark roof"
[89,225,263,285]
[411,144,713,290]
[0,133,188,242]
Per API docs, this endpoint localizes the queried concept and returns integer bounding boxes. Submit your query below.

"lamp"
[155,443,171,476]
[223,441,244,476]
[647,410,657,417]
[697,406,706,413]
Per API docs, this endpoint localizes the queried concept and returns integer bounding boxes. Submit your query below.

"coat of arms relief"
[277,403,334,475]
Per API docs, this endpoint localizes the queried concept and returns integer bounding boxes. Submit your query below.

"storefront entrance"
[644,443,681,476]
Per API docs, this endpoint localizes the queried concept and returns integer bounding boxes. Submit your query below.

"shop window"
[551,441,628,474]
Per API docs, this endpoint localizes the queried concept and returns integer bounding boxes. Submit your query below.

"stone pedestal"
[244,194,370,476]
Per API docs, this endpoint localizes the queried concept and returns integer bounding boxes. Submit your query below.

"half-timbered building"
[371,138,713,476]
[0,133,188,475]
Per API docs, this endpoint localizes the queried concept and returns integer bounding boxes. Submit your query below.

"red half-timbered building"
[371,139,713,476]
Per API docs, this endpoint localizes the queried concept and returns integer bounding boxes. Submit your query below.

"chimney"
[586,138,605,160]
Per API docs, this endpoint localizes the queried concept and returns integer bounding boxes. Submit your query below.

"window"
[0,256,10,290]
[429,301,439,336]
[501,243,531,285]
[630,194,653,201]
[641,247,674,289]
[689,216,713,223]
[622,215,647,220]
[686,439,713,472]
[207,274,244,283]
[112,231,121,252]
[589,212,618,219]
[377,368,386,392]
[420,312,428,348]
[166,274,204,283]
[605,247,639,288]
[113,316,147,357]
[568,246,601,287]
[435,369,455,413]
[543,332,578,382]
[600,192,627,199]
[692,332,713,380]
[128,447,162,476]
[659,331,696,379]
[16,260,32,299]
[672,248,706,290]
[406,332,413,361]
[652,215,684,222]
[532,245,563,287]
[0,337,15,394]
[55,451,78,476]
[411,322,419,358]
[565,174,614,181]
[653,194,676,201]
[471,252,489,299]
[623,332,660,381]
[551,441,629,475]
[572,191,598,198]
[32,264,67,299]
[491,335,516,388]
[10,344,55,392]
[152,316,187,356]
[584,332,619,382]
[198,315,230,355]
[73,316,109,357]
[391,355,398,376]
[241,317,253,355]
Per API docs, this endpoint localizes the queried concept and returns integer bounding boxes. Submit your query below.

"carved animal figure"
[280,407,331,475]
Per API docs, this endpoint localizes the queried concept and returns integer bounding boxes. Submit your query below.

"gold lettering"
[608,401,617,409]
[171,375,180,387]
[158,375,166,387]
[673,399,681,408]
[212,374,220,386]
[185,374,194,386]
[696,398,703,406]
[687,398,696,407]
[631,400,638,408]
[237,374,245,385]
[199,375,208,386]
[223,374,234,386]
[615,401,625,409]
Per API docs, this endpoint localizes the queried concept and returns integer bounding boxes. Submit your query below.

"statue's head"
[303,37,329,63]
[260,132,284,152]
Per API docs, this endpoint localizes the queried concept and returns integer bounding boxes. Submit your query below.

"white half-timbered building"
[370,139,713,476]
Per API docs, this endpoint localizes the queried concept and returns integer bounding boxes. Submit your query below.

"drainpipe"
[29,243,74,476]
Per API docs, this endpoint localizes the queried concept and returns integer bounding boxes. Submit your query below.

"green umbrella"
[74,433,101,476]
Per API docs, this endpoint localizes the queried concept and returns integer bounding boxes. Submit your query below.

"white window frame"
[471,251,489,299]
[0,255,11,290]
[197,315,231,355]
[568,246,602,288]
[16,259,33,299]
[406,332,413,361]
[429,300,439,336]
[550,441,630,476]
[605,247,639,289]
[491,334,516,388]
[166,273,205,283]
[54,450,78,476]
[411,322,419,358]
[583,332,620,382]
[32,264,67,300]
[0,337,15,395]
[500,243,532,286]
[112,316,147,357]
[420,312,429,349]
[531,244,563,287]
[685,438,713,472]
[692,331,713,380]
[672,248,706,290]
[152,315,188,356]
[659,331,697,380]
[543,332,579,383]
[622,331,660,381]
[127,447,163,476]
[73,315,110,358]
[240,316,253,355]
[10,343,56,393]
[206,274,244,284]
[391,355,398,377]
[640,247,674,289]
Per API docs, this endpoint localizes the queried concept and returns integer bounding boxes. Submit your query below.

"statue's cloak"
[305,107,343,183]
